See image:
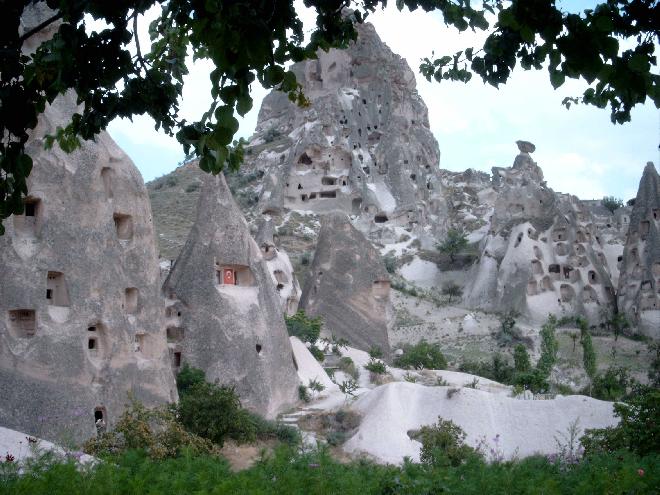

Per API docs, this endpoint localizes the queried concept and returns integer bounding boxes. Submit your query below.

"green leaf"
[550,70,565,89]
[236,95,253,117]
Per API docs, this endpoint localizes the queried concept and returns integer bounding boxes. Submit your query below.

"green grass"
[2,447,657,495]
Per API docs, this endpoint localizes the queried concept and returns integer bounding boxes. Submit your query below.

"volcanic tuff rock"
[618,162,660,338]
[0,4,176,443]
[162,174,299,418]
[242,20,446,244]
[300,213,392,354]
[463,143,620,325]
[254,217,301,315]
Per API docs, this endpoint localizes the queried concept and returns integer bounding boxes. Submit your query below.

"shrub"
[299,385,311,403]
[581,385,660,456]
[368,346,383,360]
[176,382,257,447]
[338,379,358,398]
[83,398,216,460]
[383,254,397,274]
[601,196,623,213]
[300,252,311,265]
[441,281,463,303]
[365,359,387,375]
[263,127,281,143]
[577,318,597,380]
[338,357,359,380]
[176,363,206,396]
[436,228,468,262]
[309,346,325,362]
[412,418,482,467]
[590,367,631,401]
[394,340,447,370]
[537,315,559,376]
[285,310,322,344]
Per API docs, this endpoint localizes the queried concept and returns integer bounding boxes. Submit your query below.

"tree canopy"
[1,0,658,233]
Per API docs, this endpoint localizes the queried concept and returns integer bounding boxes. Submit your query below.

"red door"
[223,268,235,285]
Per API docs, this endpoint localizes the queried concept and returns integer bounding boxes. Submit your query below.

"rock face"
[618,162,660,338]
[0,99,176,444]
[0,5,176,443]
[254,218,301,315]
[300,213,392,354]
[464,143,618,324]
[242,21,446,243]
[162,174,299,418]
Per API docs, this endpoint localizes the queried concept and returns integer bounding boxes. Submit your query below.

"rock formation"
[0,5,176,443]
[300,213,392,354]
[241,21,446,244]
[254,218,301,315]
[162,174,299,418]
[464,143,618,325]
[618,162,660,338]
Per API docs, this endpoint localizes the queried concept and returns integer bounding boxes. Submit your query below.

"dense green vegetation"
[394,340,447,370]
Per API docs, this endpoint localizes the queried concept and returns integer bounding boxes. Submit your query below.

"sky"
[107,1,659,201]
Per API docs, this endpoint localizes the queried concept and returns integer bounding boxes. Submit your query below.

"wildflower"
[638,469,645,477]
[26,436,37,444]
[5,453,15,463]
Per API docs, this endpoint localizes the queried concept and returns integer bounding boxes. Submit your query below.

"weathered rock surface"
[242,21,446,244]
[618,162,660,338]
[0,97,176,443]
[255,218,301,315]
[463,143,619,325]
[300,213,392,354]
[162,174,299,418]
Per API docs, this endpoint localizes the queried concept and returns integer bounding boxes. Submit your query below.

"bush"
[383,254,397,274]
[394,340,447,370]
[581,385,660,457]
[176,382,258,447]
[537,315,559,376]
[338,357,359,380]
[299,384,311,403]
[577,317,597,380]
[441,281,463,303]
[436,228,468,262]
[83,398,216,460]
[590,367,631,401]
[285,310,322,344]
[412,418,482,467]
[513,344,531,373]
[368,346,383,360]
[176,363,206,396]
[309,346,325,362]
[364,359,386,375]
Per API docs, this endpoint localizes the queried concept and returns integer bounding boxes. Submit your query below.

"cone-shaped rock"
[300,213,392,354]
[618,162,660,337]
[162,174,299,418]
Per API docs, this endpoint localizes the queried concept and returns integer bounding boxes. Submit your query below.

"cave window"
[320,190,337,198]
[88,337,97,350]
[309,193,317,199]
[514,232,524,248]
[301,194,308,202]
[342,180,347,186]
[374,213,388,223]
[410,173,416,181]
[362,98,367,104]
[256,344,263,356]
[94,408,106,431]
[124,288,138,314]
[372,280,390,298]
[273,270,288,284]
[588,270,598,283]
[14,197,42,237]
[173,351,182,368]
[113,213,133,241]
[217,265,255,286]
[298,153,312,165]
[297,183,303,190]
[167,327,184,342]
[640,220,650,237]
[46,271,69,306]
[321,177,337,186]
[8,310,36,338]
[549,264,560,274]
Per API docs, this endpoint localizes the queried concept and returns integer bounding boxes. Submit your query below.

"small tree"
[441,281,463,303]
[437,229,468,262]
[415,418,481,467]
[513,344,531,373]
[537,315,559,376]
[601,196,624,214]
[611,313,630,341]
[285,310,322,344]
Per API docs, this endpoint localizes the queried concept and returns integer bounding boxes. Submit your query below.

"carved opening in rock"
[374,213,388,223]
[372,280,390,298]
[640,220,650,237]
[640,293,657,310]
[426,182,432,190]
[113,213,133,241]
[173,351,182,369]
[641,280,652,291]
[531,260,543,275]
[526,280,538,296]
[575,244,586,255]
[13,197,42,237]
[298,153,312,165]
[101,167,113,199]
[320,190,337,198]
[555,243,568,256]
[256,344,263,356]
[588,271,599,284]
[410,174,416,181]
[533,246,543,260]
[577,256,589,268]
[46,272,69,306]
[301,194,308,202]
[352,198,362,215]
[582,285,598,303]
[562,266,579,282]
[514,232,524,248]
[560,284,575,302]
[342,179,347,186]
[94,407,106,432]
[217,265,255,286]
[124,288,138,314]
[541,276,553,291]
[309,193,318,200]
[167,326,184,342]
[322,177,336,186]
[576,231,586,243]
[88,336,97,350]
[552,228,566,242]
[273,270,288,284]
[595,235,601,245]
[297,183,303,190]
[548,264,560,280]
[8,310,36,338]
[596,252,606,266]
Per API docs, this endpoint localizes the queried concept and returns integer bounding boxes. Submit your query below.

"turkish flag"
[223,269,235,285]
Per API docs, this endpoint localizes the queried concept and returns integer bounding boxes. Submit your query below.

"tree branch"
[18,12,64,44]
